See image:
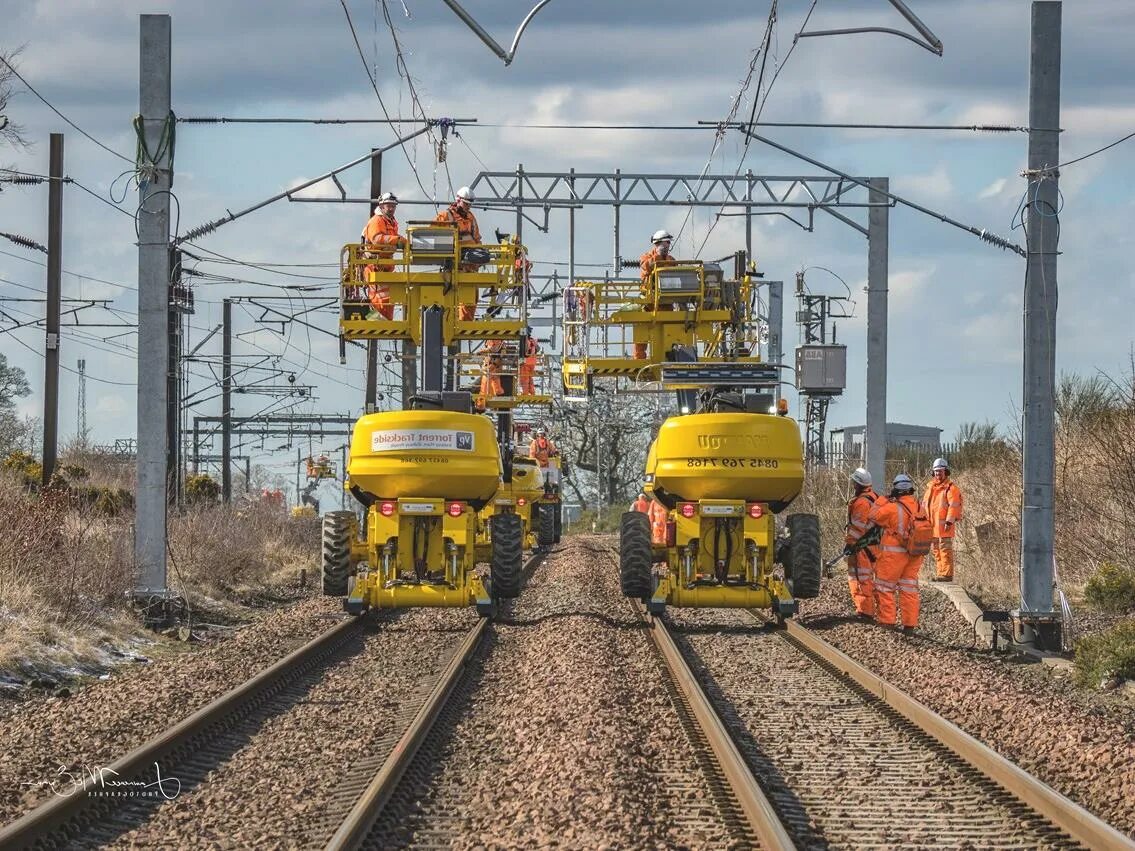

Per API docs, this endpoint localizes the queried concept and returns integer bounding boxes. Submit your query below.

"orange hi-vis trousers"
[873,550,921,628]
[847,551,875,616]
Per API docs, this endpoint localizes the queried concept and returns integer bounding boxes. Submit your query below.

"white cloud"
[895,165,954,200]
[978,177,1009,199]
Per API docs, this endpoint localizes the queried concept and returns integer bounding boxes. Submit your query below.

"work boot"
[931,576,953,583]
[856,612,874,622]
[902,626,917,636]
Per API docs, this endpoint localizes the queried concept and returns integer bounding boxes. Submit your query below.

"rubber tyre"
[786,513,822,599]
[619,511,653,600]
[537,504,555,548]
[491,513,523,599]
[322,511,355,597]
[552,506,562,543]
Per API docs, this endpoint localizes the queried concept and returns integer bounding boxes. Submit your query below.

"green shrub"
[1074,620,1135,687]
[185,473,220,505]
[1084,562,1135,612]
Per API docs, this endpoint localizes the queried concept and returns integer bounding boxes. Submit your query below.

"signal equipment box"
[795,344,847,394]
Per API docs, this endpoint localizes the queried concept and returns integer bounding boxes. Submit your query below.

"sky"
[1,0,1133,493]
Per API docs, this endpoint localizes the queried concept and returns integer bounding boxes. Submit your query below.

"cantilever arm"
[440,0,554,66]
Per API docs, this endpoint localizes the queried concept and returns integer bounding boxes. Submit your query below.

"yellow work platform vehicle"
[324,223,553,614]
[564,253,821,619]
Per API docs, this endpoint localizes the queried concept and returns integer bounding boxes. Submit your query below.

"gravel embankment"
[85,606,478,850]
[796,575,1135,838]
[366,535,752,850]
[0,597,345,826]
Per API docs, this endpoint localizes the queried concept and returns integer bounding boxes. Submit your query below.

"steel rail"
[326,551,545,849]
[0,615,366,848]
[643,604,796,851]
[781,618,1135,851]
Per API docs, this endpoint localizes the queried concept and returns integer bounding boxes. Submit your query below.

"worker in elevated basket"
[361,192,404,320]
[634,229,678,359]
[845,467,880,621]
[868,473,931,636]
[923,457,963,582]
[519,334,539,395]
[435,186,482,321]
[479,338,504,400]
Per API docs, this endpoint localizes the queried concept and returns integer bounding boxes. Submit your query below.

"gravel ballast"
[0,597,345,825]
[798,573,1135,838]
[366,536,753,850]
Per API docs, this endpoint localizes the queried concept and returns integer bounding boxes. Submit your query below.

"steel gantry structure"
[466,166,892,485]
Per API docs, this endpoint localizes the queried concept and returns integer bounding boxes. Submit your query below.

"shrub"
[1084,562,1135,613]
[185,473,220,505]
[1074,620,1135,688]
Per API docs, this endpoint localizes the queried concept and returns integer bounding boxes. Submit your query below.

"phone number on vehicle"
[686,458,779,469]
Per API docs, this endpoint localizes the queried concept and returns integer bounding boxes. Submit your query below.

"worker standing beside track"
[435,186,482,321]
[845,468,879,621]
[648,497,669,546]
[924,457,963,582]
[868,473,928,636]
[634,229,678,359]
[631,492,649,513]
[362,192,404,320]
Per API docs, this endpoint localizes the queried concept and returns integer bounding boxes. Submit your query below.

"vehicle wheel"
[322,511,355,596]
[553,506,563,543]
[491,513,523,599]
[537,503,555,548]
[619,511,653,600]
[786,513,821,599]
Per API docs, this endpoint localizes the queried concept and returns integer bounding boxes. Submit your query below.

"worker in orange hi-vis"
[479,339,504,400]
[634,229,678,359]
[435,186,482,321]
[923,457,964,582]
[648,498,669,546]
[528,428,560,493]
[519,335,538,395]
[844,467,880,620]
[868,473,932,636]
[361,192,404,320]
[631,492,649,513]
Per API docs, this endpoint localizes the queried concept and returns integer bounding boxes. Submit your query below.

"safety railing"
[455,345,553,407]
[339,224,529,325]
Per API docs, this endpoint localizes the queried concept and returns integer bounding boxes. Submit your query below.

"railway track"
[0,552,545,850]
[661,604,1135,850]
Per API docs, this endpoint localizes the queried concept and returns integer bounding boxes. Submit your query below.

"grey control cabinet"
[795,344,847,394]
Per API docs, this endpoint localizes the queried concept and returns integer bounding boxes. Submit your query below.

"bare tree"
[0,47,30,149]
[554,386,665,509]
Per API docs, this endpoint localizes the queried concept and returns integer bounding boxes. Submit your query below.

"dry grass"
[0,472,319,680]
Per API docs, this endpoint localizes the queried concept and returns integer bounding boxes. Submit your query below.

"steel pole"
[1020,1,1062,644]
[41,133,63,487]
[613,168,621,274]
[221,298,232,503]
[134,14,172,596]
[365,150,382,413]
[865,178,889,488]
[167,248,182,505]
[767,280,783,403]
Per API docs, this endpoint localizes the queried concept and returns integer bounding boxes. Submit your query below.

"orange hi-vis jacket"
[362,213,401,267]
[529,436,557,467]
[649,499,669,545]
[923,478,963,538]
[869,494,923,555]
[436,204,481,244]
[631,496,649,513]
[639,249,677,299]
[845,488,879,551]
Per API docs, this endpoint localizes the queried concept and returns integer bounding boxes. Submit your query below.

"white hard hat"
[850,467,872,487]
[932,457,949,472]
[651,229,674,244]
[378,192,398,205]
[892,473,915,492]
[456,186,475,201]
